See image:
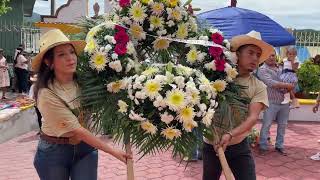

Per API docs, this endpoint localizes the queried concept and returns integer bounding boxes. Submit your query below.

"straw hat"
[230,30,274,64]
[32,29,86,72]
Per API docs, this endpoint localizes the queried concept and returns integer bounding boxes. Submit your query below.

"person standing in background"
[0,49,10,99]
[15,51,29,94]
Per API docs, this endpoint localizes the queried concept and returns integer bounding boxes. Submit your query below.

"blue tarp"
[197,7,296,47]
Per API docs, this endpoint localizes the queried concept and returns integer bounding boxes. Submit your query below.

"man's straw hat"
[230,30,274,64]
[32,29,86,72]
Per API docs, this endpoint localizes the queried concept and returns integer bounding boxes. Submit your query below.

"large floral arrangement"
[77,1,249,171]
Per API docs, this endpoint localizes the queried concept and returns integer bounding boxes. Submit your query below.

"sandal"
[310,152,320,161]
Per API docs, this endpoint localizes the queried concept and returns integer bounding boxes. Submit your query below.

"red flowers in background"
[119,0,130,8]
[215,58,226,72]
[114,25,130,56]
[211,32,224,45]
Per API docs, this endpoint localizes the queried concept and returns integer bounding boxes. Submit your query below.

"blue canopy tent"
[197,6,296,47]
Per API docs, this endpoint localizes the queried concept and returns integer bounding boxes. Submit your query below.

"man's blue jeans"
[260,103,290,150]
[34,139,98,180]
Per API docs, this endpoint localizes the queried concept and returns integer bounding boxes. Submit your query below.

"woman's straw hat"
[230,30,274,64]
[32,29,86,72]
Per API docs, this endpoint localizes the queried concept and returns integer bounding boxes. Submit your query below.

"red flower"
[114,30,129,44]
[114,43,127,55]
[211,33,224,45]
[119,0,130,8]
[209,46,223,58]
[215,58,226,72]
[115,25,126,32]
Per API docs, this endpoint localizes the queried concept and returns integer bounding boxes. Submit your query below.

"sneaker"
[275,147,287,156]
[281,93,291,104]
[310,152,320,161]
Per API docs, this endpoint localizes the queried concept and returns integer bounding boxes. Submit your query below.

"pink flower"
[119,0,130,8]
[215,58,226,72]
[211,33,224,45]
[114,30,129,44]
[114,43,127,55]
[209,46,223,58]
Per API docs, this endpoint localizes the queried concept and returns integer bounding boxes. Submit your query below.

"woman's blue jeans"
[34,139,98,180]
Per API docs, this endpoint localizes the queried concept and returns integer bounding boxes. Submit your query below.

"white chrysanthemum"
[109,60,123,72]
[111,53,118,60]
[126,42,135,55]
[176,23,188,39]
[160,112,174,124]
[153,38,170,51]
[142,67,159,76]
[151,2,164,15]
[204,60,217,71]
[176,65,194,77]
[84,39,97,54]
[186,88,200,105]
[202,108,215,127]
[153,95,166,109]
[199,36,209,41]
[149,16,164,29]
[186,47,203,64]
[166,20,175,27]
[173,76,185,89]
[90,51,107,71]
[141,121,157,135]
[129,2,147,23]
[167,7,182,21]
[104,44,113,52]
[129,110,146,121]
[118,100,128,113]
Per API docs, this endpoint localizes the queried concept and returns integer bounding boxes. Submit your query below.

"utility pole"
[51,0,55,16]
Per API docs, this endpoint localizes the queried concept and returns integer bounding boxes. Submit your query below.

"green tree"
[0,0,12,16]
[297,60,320,97]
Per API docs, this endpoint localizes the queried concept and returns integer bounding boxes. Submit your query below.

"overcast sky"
[33,0,320,30]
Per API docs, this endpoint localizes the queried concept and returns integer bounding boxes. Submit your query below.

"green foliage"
[0,0,11,16]
[297,60,320,96]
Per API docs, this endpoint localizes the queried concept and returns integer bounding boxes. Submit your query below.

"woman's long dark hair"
[33,48,55,102]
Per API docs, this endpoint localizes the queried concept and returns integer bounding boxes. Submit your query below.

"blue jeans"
[260,103,290,150]
[34,139,98,180]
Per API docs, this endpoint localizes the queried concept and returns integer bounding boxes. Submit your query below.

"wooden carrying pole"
[217,147,233,180]
[125,142,134,180]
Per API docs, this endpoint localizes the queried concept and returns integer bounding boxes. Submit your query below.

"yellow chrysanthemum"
[141,121,157,135]
[226,68,238,79]
[144,80,162,99]
[212,80,227,92]
[140,0,151,4]
[161,127,182,140]
[90,51,107,71]
[183,120,198,132]
[150,16,164,28]
[186,48,199,64]
[129,2,147,23]
[171,8,182,21]
[190,91,200,105]
[107,81,124,93]
[178,107,195,123]
[84,39,97,54]
[142,67,159,76]
[130,23,146,40]
[153,38,170,51]
[118,100,128,113]
[176,23,188,39]
[151,2,164,15]
[166,0,179,7]
[166,89,185,111]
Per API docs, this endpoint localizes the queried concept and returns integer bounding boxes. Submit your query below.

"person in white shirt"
[15,51,29,94]
[279,47,300,107]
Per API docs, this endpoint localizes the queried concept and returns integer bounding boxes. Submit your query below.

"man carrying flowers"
[203,31,273,180]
